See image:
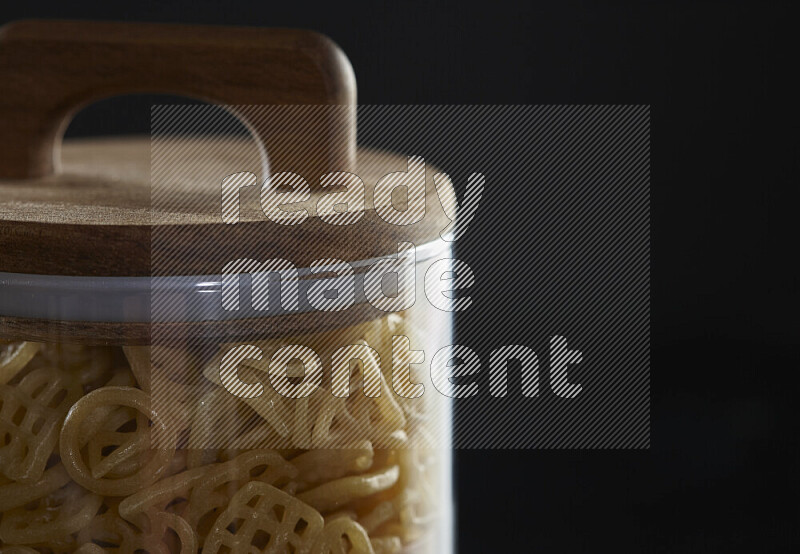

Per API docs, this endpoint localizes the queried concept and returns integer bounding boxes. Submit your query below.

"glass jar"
[0,21,454,554]
[0,252,453,554]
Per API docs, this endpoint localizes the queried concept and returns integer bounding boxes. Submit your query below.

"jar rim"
[0,239,449,324]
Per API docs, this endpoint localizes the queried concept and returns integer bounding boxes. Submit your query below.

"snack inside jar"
[0,21,455,554]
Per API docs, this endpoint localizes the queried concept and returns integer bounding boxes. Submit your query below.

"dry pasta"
[0,314,444,553]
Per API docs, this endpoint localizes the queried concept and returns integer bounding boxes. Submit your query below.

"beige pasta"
[0,314,444,553]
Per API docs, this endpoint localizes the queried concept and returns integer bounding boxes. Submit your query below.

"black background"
[2,1,797,551]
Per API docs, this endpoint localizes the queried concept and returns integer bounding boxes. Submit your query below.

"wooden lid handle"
[0,20,356,179]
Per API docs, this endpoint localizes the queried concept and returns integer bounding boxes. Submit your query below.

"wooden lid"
[0,21,451,277]
[0,137,450,276]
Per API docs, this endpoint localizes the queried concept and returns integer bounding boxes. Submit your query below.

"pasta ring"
[59,386,175,497]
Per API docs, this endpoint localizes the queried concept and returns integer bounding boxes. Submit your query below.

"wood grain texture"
[0,138,451,275]
[0,20,356,180]
[0,20,453,342]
